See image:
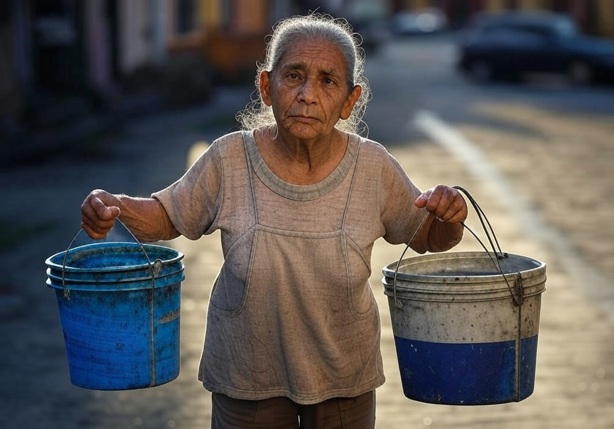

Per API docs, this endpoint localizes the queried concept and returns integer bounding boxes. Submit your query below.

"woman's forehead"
[276,38,347,73]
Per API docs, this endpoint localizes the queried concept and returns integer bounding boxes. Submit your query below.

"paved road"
[1,43,613,429]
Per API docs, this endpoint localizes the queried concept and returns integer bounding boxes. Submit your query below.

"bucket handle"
[60,219,164,388]
[60,218,163,300]
[391,186,522,309]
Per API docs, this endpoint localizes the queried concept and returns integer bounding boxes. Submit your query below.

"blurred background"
[1,1,614,428]
[1,0,614,164]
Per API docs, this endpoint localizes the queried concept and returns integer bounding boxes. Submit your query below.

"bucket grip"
[453,186,523,307]
[60,219,159,299]
[391,186,523,308]
[60,218,162,387]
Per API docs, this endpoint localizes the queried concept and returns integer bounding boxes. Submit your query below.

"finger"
[424,187,444,213]
[438,205,466,223]
[81,208,115,231]
[89,196,120,221]
[81,209,115,236]
[436,194,467,223]
[427,187,461,219]
[448,198,468,223]
[414,189,432,208]
[80,221,109,240]
[80,193,120,237]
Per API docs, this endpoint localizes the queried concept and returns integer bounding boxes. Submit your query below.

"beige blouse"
[153,130,426,404]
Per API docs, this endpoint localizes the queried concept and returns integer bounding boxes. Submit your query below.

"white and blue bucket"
[45,230,184,391]
[382,187,547,405]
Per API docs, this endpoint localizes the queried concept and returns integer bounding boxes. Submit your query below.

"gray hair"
[236,14,371,135]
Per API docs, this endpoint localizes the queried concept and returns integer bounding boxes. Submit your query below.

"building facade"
[1,0,613,161]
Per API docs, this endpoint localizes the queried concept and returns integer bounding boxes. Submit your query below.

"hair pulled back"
[236,13,371,135]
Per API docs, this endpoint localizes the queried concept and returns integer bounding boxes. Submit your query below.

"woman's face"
[260,37,362,141]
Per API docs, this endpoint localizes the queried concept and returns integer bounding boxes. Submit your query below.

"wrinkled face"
[260,38,361,141]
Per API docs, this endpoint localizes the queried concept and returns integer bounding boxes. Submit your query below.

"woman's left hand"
[415,185,467,224]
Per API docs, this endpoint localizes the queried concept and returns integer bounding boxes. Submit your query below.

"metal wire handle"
[392,212,428,309]
[453,186,522,307]
[60,218,162,300]
[60,218,163,387]
[392,186,523,309]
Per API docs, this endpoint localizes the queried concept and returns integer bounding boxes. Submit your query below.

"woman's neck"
[256,127,348,185]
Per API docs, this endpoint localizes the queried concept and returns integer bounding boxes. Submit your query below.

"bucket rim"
[46,272,185,291]
[45,241,184,274]
[382,282,546,302]
[382,251,546,283]
[45,266,185,284]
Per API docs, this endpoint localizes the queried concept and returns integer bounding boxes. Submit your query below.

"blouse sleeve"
[378,148,428,245]
[152,140,223,240]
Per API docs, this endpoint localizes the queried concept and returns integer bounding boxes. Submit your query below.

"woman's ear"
[340,85,362,120]
[259,71,272,106]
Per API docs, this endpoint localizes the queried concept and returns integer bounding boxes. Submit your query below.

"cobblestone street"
[1,73,613,428]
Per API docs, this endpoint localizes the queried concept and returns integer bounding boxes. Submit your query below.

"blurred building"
[1,0,612,163]
[0,1,333,117]
[0,0,299,163]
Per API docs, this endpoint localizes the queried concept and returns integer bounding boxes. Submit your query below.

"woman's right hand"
[81,189,122,239]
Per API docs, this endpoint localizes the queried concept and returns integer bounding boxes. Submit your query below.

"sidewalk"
[1,87,612,429]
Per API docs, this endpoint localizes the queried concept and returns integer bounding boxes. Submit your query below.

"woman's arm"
[81,189,180,242]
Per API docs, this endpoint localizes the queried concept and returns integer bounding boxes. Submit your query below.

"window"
[176,0,196,34]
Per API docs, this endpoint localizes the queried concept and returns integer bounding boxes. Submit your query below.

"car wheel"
[568,60,593,85]
[467,59,495,83]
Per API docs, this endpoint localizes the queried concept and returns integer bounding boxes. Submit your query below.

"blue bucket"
[382,251,546,405]
[45,240,184,390]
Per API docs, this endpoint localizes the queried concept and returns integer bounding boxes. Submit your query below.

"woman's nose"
[298,80,317,104]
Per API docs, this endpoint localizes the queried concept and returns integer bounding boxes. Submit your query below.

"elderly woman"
[81,14,467,429]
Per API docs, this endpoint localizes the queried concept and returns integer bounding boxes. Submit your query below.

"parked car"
[457,11,614,84]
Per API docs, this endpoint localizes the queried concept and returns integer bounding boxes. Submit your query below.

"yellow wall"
[399,0,430,10]
[517,0,549,10]
[199,0,268,34]
[200,0,221,31]
[412,0,431,9]
[232,0,268,34]
[487,0,507,12]
[598,0,614,37]
[199,0,268,79]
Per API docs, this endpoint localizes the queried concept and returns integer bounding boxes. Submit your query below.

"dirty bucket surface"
[382,252,546,405]
[46,242,184,287]
[46,242,185,390]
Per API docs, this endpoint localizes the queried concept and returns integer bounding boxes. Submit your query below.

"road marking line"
[412,109,614,322]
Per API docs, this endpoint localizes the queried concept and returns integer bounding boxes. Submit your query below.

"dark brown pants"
[211,391,376,429]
